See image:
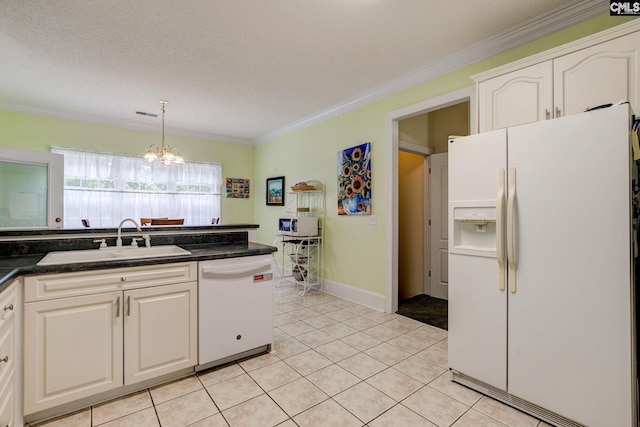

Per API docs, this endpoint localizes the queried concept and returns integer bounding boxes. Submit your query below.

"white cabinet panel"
[554,31,640,117]
[23,263,199,416]
[0,280,17,427]
[478,62,552,132]
[124,282,197,385]
[23,292,123,415]
[477,30,640,132]
[0,376,14,427]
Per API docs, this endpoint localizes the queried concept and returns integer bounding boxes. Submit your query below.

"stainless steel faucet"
[116,218,141,247]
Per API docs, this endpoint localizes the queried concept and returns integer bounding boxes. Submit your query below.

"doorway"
[386,87,474,324]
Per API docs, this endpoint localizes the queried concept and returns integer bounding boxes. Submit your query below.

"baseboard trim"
[273,266,387,312]
[322,279,386,312]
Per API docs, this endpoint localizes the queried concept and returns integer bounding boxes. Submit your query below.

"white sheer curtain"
[52,147,221,228]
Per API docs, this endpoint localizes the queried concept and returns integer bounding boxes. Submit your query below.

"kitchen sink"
[37,245,192,266]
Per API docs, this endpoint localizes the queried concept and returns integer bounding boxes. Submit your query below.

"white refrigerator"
[448,104,636,427]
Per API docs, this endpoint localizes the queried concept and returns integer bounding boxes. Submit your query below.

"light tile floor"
[35,283,551,427]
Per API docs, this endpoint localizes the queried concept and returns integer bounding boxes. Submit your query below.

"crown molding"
[0,99,254,146]
[472,16,640,82]
[255,0,605,145]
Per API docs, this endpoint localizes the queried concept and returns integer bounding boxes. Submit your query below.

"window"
[52,147,221,228]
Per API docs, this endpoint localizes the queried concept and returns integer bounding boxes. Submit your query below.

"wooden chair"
[150,218,184,225]
[211,217,220,225]
[141,217,168,226]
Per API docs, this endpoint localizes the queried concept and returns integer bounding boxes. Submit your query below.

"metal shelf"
[276,182,324,296]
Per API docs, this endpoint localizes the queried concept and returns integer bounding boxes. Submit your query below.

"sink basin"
[37,245,191,266]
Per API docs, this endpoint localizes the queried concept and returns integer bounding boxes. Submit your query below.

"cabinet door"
[124,282,197,385]
[554,31,640,117]
[478,62,552,132]
[23,292,123,415]
[0,376,13,427]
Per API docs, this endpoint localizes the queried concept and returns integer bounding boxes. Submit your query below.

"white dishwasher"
[197,254,274,370]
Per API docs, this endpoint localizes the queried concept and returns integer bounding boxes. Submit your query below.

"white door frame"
[384,86,476,313]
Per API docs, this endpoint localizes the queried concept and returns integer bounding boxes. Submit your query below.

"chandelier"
[143,99,184,165]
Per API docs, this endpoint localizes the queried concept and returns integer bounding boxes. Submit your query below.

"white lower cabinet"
[23,263,198,416]
[0,280,18,427]
[124,282,197,385]
[0,377,14,427]
[24,292,124,415]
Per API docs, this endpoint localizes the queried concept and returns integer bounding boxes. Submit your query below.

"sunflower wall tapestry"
[338,142,371,215]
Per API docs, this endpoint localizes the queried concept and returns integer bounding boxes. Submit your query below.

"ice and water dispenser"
[451,203,497,257]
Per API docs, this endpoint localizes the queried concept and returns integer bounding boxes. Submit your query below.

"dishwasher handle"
[201,260,272,277]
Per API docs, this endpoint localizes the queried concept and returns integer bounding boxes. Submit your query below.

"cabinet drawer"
[0,284,16,327]
[0,322,14,391]
[25,262,197,302]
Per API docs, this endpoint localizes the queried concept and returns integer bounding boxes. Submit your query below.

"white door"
[124,282,198,385]
[428,153,448,300]
[448,130,508,391]
[506,106,633,426]
[478,61,552,132]
[0,147,64,229]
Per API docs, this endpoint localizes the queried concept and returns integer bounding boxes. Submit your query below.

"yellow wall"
[255,14,633,295]
[398,151,425,300]
[0,110,256,224]
[399,115,429,147]
[428,102,470,153]
[0,13,633,296]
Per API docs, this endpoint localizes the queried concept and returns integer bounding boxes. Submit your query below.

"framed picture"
[266,176,285,206]
[338,142,371,215]
[225,177,250,198]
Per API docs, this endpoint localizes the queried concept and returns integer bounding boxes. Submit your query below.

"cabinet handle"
[3,304,13,312]
[555,107,561,118]
[120,276,127,282]
[545,109,550,120]
[0,356,9,364]
[127,296,131,317]
[116,296,120,317]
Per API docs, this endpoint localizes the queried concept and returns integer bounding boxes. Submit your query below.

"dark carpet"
[396,294,448,330]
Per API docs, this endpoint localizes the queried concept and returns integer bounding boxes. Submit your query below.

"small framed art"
[266,176,285,206]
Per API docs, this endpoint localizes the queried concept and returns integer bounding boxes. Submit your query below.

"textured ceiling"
[0,0,598,144]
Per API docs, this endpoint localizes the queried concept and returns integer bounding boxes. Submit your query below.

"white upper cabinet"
[554,31,640,118]
[476,22,640,132]
[478,62,552,132]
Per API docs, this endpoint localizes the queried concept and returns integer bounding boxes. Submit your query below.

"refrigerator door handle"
[496,168,506,291]
[507,167,517,293]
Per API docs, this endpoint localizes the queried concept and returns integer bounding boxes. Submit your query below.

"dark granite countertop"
[0,227,277,290]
